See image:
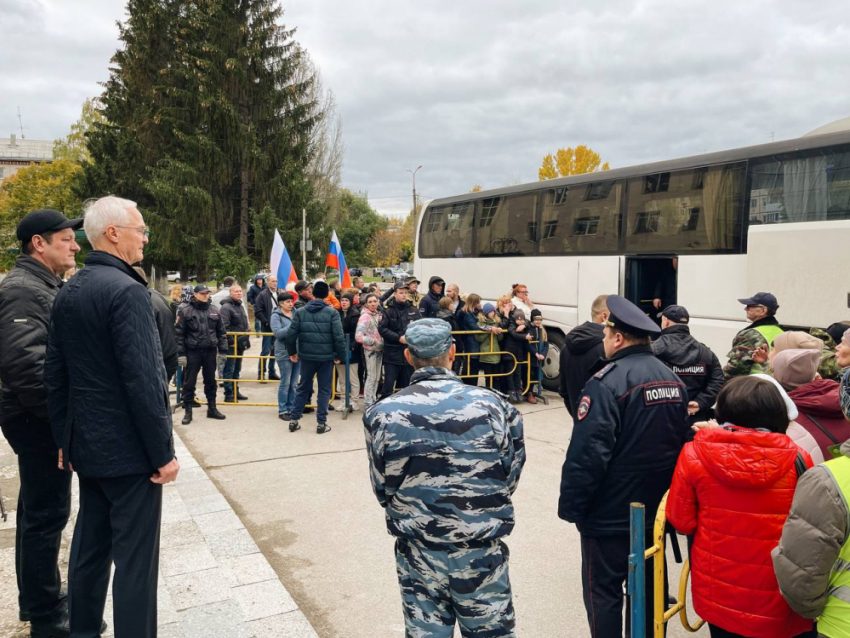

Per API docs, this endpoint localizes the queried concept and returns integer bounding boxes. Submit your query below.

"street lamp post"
[407,165,422,256]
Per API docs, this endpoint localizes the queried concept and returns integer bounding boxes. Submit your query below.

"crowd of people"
[6,200,850,638]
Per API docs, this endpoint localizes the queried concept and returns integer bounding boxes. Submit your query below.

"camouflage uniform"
[841,368,850,423]
[723,327,770,378]
[810,327,843,381]
[364,359,526,638]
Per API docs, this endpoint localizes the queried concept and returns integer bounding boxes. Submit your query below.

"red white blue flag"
[270,229,299,286]
[326,230,352,288]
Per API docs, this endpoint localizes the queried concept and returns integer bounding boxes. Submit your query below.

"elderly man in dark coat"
[45,196,179,638]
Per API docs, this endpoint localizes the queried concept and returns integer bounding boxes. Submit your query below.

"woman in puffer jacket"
[667,376,816,638]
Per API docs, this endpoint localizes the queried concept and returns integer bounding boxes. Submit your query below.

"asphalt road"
[177,374,698,637]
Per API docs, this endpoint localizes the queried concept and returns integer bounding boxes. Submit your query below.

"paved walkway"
[0,428,318,637]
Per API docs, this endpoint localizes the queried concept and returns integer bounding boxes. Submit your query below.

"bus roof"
[428,128,850,208]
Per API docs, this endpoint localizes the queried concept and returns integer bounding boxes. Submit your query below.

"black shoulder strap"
[795,451,809,478]
[801,412,841,445]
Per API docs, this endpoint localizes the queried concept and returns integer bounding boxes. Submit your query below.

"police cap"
[605,295,661,337]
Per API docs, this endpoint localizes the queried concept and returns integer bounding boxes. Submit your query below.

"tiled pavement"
[0,431,318,638]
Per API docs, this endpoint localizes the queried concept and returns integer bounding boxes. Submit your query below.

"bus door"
[623,256,678,325]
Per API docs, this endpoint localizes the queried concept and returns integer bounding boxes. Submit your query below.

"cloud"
[3,0,849,218]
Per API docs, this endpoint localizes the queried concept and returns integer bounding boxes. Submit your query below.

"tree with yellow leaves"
[538,145,610,180]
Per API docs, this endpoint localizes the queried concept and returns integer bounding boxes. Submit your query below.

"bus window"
[418,201,474,258]
[748,147,850,224]
[538,180,622,254]
[476,193,539,256]
[625,162,745,254]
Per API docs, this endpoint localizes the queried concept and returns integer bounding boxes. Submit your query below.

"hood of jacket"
[655,324,702,361]
[427,276,445,296]
[694,425,798,489]
[788,378,843,418]
[306,298,330,313]
[219,296,242,308]
[566,321,605,355]
[190,298,211,311]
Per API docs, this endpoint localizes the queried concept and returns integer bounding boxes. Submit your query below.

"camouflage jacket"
[723,318,782,378]
[363,366,526,546]
[810,328,843,381]
[841,369,850,422]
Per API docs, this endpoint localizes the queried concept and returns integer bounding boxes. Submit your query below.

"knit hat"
[483,303,496,316]
[772,349,821,390]
[511,309,526,322]
[772,331,824,355]
[342,293,355,304]
[826,323,850,346]
[313,280,329,299]
[530,309,542,320]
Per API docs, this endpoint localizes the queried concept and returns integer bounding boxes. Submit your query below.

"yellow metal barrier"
[643,491,704,637]
[202,329,541,408]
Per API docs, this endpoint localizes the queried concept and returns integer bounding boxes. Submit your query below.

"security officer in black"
[558,295,689,638]
[652,305,725,427]
[176,284,228,423]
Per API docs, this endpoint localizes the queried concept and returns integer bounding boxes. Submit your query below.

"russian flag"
[270,229,299,287]
[326,230,352,289]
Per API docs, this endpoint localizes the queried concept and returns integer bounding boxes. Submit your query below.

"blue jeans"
[258,334,276,377]
[222,349,243,400]
[290,359,334,424]
[275,355,300,414]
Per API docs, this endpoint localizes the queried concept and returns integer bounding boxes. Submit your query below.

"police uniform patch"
[672,363,707,376]
[577,396,592,420]
[594,362,615,379]
[643,383,682,406]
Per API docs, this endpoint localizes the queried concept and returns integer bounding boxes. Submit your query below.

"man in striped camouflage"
[364,318,526,637]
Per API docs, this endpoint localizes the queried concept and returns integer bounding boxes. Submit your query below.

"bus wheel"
[542,330,565,392]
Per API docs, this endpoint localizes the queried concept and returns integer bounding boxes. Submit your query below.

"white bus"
[413,121,850,391]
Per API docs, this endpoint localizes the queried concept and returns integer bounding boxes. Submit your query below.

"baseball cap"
[738,292,779,311]
[194,284,210,293]
[405,319,453,358]
[658,305,689,323]
[16,209,83,243]
[405,276,420,285]
[393,281,409,290]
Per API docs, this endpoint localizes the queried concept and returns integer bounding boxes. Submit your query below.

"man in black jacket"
[45,196,178,638]
[133,266,178,383]
[558,295,688,638]
[220,282,251,403]
[418,275,445,318]
[0,209,81,635]
[253,275,279,380]
[285,281,346,434]
[379,282,422,397]
[559,294,609,418]
[294,280,312,310]
[176,284,228,423]
[652,305,725,425]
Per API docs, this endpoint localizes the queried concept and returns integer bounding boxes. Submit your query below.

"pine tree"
[84,0,326,277]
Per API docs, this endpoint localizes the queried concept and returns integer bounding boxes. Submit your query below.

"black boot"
[268,371,280,381]
[29,605,71,638]
[182,406,193,425]
[236,391,249,401]
[207,405,226,420]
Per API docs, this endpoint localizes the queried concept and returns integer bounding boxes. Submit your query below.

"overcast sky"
[3,0,849,217]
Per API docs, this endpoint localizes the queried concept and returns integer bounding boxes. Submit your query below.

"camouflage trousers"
[394,538,516,638]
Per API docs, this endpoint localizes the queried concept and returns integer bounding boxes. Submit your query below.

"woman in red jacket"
[667,376,816,638]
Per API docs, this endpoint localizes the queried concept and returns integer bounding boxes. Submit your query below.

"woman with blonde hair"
[169,284,183,321]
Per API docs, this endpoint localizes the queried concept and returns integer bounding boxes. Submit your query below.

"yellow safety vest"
[819,456,850,638]
[754,323,784,347]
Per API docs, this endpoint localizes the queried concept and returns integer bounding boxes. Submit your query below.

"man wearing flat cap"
[0,209,81,634]
[176,283,229,423]
[558,295,689,638]
[724,292,784,378]
[364,319,526,637]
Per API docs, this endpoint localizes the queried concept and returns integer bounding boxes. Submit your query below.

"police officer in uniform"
[558,295,689,638]
[652,304,725,426]
[176,284,228,423]
[364,319,526,637]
